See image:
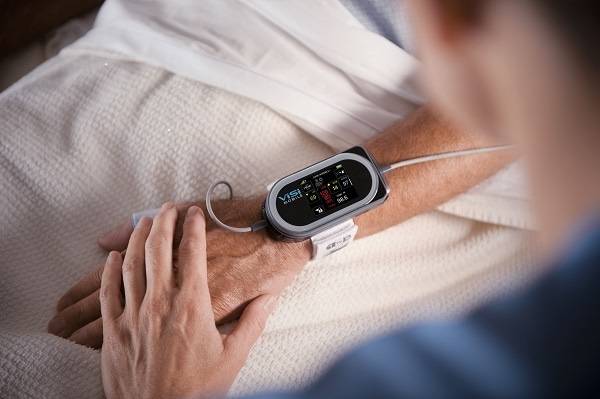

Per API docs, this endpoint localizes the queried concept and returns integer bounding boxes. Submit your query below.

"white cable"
[205,181,267,233]
[380,144,514,174]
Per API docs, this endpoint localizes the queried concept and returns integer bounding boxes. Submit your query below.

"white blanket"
[0,53,541,398]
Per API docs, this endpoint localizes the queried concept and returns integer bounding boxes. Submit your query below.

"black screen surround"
[275,159,373,226]
[264,146,389,240]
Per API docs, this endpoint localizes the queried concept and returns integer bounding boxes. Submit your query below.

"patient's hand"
[48,197,310,348]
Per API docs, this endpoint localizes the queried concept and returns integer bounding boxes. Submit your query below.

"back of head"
[438,0,600,83]
[409,0,600,247]
[532,1,600,80]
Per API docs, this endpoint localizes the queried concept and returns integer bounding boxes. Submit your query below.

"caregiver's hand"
[48,197,310,348]
[101,204,277,399]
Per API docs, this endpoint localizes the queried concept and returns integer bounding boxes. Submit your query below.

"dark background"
[0,0,103,57]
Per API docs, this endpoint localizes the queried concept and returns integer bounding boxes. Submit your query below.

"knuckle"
[144,293,170,316]
[99,283,113,302]
[93,265,104,284]
[145,232,170,252]
[179,273,202,294]
[105,323,129,344]
[178,243,202,264]
[74,301,87,321]
[91,291,102,311]
[121,311,139,332]
[174,296,201,322]
[121,259,138,275]
[124,254,143,269]
[144,257,162,274]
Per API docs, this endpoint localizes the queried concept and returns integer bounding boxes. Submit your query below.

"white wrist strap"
[269,179,358,259]
[310,219,358,260]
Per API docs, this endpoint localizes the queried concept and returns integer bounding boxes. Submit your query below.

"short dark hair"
[532,2,600,75]
[440,0,599,78]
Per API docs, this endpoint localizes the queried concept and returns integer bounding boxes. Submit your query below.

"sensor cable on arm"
[379,144,514,174]
[205,181,268,233]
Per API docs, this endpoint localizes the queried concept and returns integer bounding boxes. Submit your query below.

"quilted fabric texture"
[1,53,540,398]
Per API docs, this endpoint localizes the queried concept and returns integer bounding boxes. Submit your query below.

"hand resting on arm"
[99,203,277,399]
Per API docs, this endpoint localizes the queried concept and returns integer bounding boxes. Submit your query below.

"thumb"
[225,295,278,362]
[97,219,134,251]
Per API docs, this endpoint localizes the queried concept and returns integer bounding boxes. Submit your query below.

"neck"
[477,0,600,252]
[523,113,600,252]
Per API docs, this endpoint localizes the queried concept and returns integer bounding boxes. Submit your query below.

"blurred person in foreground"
[98,1,599,398]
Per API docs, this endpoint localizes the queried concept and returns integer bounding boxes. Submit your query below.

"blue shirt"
[339,0,414,52]
[247,221,600,398]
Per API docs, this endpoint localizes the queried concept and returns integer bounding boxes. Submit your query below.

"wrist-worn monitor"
[133,144,512,259]
[263,146,388,240]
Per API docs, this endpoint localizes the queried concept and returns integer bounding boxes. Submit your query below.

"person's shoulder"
[525,218,600,304]
[297,221,600,399]
[464,219,600,396]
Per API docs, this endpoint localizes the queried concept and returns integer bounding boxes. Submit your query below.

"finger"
[68,318,103,349]
[100,251,124,321]
[98,220,134,251]
[224,295,278,363]
[177,206,208,295]
[56,264,104,312]
[48,289,101,338]
[122,217,152,311]
[145,202,177,294]
[173,202,196,246]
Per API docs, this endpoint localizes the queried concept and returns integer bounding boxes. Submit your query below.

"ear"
[408,0,477,53]
[407,0,501,138]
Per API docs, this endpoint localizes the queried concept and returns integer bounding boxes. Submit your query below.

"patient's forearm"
[50,106,513,348]
[356,105,513,238]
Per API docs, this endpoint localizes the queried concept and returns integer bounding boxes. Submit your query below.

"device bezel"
[264,146,389,240]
